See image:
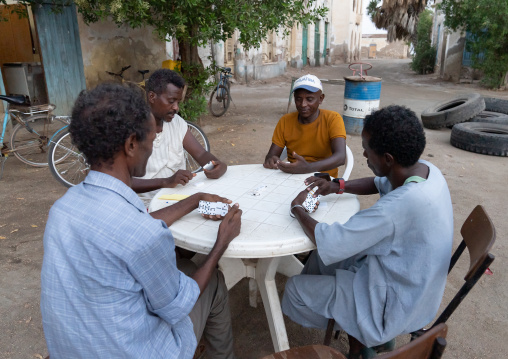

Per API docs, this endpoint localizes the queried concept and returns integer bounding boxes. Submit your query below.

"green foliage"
[410,9,436,75]
[440,0,508,88]
[74,0,327,51]
[176,63,214,122]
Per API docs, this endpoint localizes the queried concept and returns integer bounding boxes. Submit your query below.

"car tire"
[484,97,508,114]
[421,93,485,129]
[450,122,508,156]
[469,111,508,125]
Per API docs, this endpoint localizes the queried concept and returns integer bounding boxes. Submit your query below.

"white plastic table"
[149,164,360,352]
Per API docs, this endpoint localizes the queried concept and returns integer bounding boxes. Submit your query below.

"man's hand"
[263,155,280,169]
[164,170,195,187]
[199,193,232,220]
[215,204,242,250]
[291,190,308,207]
[304,176,336,197]
[292,189,320,214]
[204,160,227,179]
[277,152,311,174]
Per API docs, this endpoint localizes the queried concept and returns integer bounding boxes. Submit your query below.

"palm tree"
[367,0,428,43]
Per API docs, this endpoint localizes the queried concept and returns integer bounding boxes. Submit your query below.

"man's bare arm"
[183,129,227,179]
[277,137,346,174]
[263,143,284,169]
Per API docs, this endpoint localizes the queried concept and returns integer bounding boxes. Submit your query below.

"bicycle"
[47,120,210,187]
[0,94,69,180]
[106,65,149,91]
[209,66,233,117]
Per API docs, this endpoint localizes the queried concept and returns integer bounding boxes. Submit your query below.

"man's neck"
[298,109,320,124]
[91,161,133,188]
[388,161,429,190]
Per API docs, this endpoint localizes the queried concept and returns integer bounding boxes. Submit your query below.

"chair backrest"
[260,344,347,359]
[378,323,448,359]
[279,145,354,181]
[433,205,496,327]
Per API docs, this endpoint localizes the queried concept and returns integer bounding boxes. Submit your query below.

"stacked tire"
[421,94,508,157]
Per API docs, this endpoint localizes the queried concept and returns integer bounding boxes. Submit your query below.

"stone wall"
[77,17,166,89]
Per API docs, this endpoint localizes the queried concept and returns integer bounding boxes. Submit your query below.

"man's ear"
[384,152,395,167]
[124,133,138,158]
[319,93,325,103]
[147,91,156,104]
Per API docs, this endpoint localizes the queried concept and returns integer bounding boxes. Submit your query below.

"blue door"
[34,3,86,115]
[302,25,308,66]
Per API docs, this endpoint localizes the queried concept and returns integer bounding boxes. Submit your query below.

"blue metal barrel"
[343,76,382,135]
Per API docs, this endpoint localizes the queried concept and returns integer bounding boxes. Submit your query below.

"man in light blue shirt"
[41,83,242,359]
[284,106,453,358]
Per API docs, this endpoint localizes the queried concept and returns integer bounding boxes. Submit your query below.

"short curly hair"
[146,69,186,95]
[363,105,426,167]
[69,83,151,167]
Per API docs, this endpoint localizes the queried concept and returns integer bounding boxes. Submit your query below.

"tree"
[410,9,436,74]
[2,0,327,120]
[439,0,508,88]
[367,0,428,43]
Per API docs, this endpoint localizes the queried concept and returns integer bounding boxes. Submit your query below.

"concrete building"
[360,34,409,60]
[166,0,364,82]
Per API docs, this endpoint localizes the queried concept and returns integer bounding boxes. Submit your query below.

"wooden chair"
[260,324,447,359]
[376,323,448,359]
[324,205,496,353]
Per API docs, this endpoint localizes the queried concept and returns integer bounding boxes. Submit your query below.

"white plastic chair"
[279,144,354,180]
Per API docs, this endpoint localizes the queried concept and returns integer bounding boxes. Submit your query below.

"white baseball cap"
[292,74,323,93]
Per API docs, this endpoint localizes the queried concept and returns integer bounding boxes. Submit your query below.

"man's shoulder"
[279,112,299,122]
[319,109,343,119]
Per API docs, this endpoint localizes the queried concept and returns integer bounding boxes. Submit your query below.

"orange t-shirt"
[272,109,346,178]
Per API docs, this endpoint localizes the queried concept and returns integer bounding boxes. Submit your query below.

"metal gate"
[314,22,320,66]
[302,25,308,66]
[34,3,86,115]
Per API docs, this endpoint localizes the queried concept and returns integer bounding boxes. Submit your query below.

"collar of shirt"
[84,170,147,213]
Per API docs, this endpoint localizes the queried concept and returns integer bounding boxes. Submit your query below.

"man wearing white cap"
[263,74,347,178]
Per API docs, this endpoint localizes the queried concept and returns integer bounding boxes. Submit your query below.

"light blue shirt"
[312,160,453,347]
[41,171,200,358]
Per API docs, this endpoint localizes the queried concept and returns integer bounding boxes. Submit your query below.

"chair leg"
[348,334,365,359]
[324,318,335,346]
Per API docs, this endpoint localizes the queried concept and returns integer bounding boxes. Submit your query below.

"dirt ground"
[1,59,507,358]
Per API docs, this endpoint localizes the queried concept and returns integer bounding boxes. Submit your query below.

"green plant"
[410,9,436,75]
[440,0,508,88]
[177,63,214,122]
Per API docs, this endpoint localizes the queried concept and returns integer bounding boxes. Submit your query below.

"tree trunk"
[178,24,204,99]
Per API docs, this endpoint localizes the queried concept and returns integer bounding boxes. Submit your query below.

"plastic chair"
[279,144,354,181]
[324,205,496,354]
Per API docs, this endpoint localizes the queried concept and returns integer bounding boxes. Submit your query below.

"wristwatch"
[332,177,345,194]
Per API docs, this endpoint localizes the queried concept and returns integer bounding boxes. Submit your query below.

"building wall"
[360,36,408,59]
[77,17,166,89]
[432,1,466,82]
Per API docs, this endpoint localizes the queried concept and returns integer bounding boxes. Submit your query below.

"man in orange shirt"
[263,74,347,178]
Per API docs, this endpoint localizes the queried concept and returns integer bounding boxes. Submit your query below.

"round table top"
[149,164,360,258]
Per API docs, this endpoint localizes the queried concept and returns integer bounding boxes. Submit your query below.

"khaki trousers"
[178,258,235,359]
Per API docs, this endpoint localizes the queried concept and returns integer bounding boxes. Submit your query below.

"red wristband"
[333,178,345,194]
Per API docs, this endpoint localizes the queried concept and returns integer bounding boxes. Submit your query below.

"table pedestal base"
[217,255,304,352]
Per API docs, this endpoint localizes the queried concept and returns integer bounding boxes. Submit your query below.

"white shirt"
[137,114,188,206]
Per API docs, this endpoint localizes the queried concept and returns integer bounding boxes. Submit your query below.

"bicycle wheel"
[10,114,68,167]
[185,121,210,173]
[48,129,90,187]
[209,84,231,117]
